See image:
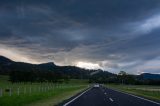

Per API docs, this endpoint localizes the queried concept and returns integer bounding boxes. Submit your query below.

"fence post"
[30,87,32,94]
[34,87,36,93]
[17,87,20,96]
[0,88,2,97]
[42,87,43,92]
[39,86,40,92]
[9,88,12,96]
[24,87,26,94]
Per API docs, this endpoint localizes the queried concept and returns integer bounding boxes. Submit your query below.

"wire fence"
[0,84,83,97]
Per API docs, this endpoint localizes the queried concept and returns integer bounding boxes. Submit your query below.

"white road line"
[104,92,107,95]
[109,88,160,105]
[63,87,92,106]
[109,98,114,102]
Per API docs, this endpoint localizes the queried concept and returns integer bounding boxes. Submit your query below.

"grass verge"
[0,84,87,106]
[106,84,160,102]
[27,85,87,106]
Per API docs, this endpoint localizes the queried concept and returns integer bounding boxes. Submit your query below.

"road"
[63,86,160,106]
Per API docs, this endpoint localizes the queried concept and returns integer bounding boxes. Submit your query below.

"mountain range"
[0,56,160,80]
[0,56,114,79]
[139,73,160,80]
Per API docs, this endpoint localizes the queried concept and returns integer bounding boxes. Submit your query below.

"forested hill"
[0,56,115,82]
[1,56,160,85]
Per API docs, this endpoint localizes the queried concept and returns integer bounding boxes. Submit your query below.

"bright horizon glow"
[76,61,101,70]
[0,47,39,64]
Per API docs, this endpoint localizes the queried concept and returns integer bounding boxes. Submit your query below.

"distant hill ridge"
[0,56,13,63]
[140,73,160,80]
[0,55,160,80]
[0,55,115,79]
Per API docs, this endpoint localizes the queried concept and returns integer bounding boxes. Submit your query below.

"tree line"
[8,65,92,83]
[9,69,160,85]
[89,71,160,85]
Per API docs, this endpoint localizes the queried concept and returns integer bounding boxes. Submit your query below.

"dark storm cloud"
[1,0,160,74]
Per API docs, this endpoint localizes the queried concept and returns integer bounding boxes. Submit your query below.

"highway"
[63,86,160,106]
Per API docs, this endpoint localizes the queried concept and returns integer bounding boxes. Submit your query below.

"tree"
[118,71,127,84]
[118,71,127,76]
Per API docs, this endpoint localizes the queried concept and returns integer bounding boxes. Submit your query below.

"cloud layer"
[1,0,160,74]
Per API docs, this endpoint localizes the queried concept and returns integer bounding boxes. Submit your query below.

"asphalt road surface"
[63,86,160,106]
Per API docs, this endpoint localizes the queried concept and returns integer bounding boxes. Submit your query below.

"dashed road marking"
[109,98,114,102]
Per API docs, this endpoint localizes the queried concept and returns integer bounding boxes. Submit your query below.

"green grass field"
[106,84,160,101]
[0,75,88,106]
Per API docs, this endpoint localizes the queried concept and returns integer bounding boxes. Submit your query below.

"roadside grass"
[0,84,87,106]
[27,86,87,106]
[0,75,88,106]
[106,84,160,102]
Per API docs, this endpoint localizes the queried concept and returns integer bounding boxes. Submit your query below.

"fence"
[0,84,81,97]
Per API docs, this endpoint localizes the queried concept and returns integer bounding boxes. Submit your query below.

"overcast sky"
[1,0,160,74]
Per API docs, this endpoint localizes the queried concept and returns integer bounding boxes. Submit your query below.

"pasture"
[0,75,88,106]
[106,84,160,101]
